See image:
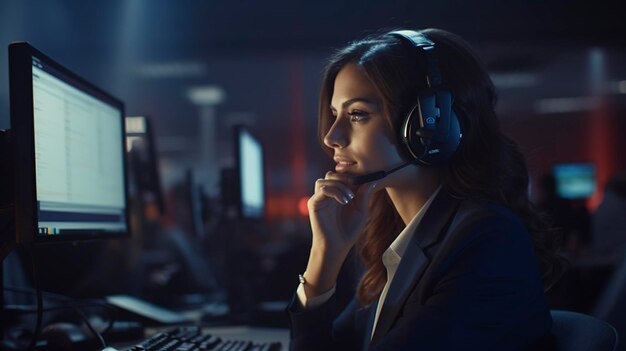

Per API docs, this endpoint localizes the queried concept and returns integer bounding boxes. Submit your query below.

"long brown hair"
[318,28,565,306]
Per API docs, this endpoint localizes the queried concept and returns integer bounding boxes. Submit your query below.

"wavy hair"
[318,28,565,306]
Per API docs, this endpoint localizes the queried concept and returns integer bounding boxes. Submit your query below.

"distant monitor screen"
[553,163,596,200]
[238,127,265,218]
[126,116,147,135]
[125,116,165,215]
[10,42,129,242]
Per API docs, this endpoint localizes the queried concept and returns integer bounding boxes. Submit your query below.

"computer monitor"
[126,116,166,216]
[552,162,596,200]
[234,125,266,220]
[9,42,130,244]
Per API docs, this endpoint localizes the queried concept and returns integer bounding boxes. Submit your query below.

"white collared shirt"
[371,186,440,338]
[297,187,441,339]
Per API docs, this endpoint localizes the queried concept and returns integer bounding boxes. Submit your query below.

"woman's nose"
[323,119,349,149]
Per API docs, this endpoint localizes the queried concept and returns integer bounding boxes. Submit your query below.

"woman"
[287,28,563,350]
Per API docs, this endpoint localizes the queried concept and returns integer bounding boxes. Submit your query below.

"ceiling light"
[533,96,599,114]
[138,62,206,78]
[187,86,225,106]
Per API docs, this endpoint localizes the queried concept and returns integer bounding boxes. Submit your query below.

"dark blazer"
[288,191,554,351]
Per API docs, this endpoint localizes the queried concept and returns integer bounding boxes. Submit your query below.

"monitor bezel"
[9,41,131,244]
[233,125,266,220]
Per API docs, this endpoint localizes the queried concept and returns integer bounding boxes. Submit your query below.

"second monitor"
[230,125,266,220]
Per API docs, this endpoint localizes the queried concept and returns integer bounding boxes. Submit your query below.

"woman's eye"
[348,110,369,122]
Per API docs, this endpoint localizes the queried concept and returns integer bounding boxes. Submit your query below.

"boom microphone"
[352,161,415,186]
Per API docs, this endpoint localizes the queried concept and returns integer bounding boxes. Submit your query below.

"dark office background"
[1,0,626,333]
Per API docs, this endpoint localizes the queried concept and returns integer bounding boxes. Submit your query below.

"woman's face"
[324,63,406,183]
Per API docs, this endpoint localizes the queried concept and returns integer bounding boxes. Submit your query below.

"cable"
[5,306,112,350]
[3,285,117,334]
[75,308,108,349]
[19,247,110,350]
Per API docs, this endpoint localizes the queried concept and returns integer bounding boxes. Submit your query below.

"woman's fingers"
[310,183,352,208]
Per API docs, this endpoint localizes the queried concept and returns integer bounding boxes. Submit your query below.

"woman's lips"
[334,157,357,173]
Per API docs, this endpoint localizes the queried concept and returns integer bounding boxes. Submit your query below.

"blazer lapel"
[362,299,378,350]
[370,191,460,345]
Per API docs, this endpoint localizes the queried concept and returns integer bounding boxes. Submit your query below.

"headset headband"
[387,30,443,88]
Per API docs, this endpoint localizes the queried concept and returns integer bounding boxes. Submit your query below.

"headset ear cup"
[400,89,462,166]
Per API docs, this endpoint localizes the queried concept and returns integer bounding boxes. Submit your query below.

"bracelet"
[298,274,306,285]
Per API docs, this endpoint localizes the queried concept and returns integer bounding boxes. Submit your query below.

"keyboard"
[123,326,282,351]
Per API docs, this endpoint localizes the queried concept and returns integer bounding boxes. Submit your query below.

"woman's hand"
[307,171,378,255]
[301,171,377,298]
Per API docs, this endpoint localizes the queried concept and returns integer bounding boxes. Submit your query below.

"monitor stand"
[0,129,15,346]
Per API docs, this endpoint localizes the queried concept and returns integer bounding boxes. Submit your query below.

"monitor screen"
[553,163,596,200]
[235,126,265,219]
[9,42,130,243]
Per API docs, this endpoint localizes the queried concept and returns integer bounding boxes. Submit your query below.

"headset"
[390,30,462,167]
[352,30,463,185]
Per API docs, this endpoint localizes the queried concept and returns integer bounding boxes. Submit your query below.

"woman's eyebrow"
[330,97,379,111]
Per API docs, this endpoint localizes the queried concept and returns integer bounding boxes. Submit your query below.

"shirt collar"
[384,186,442,266]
